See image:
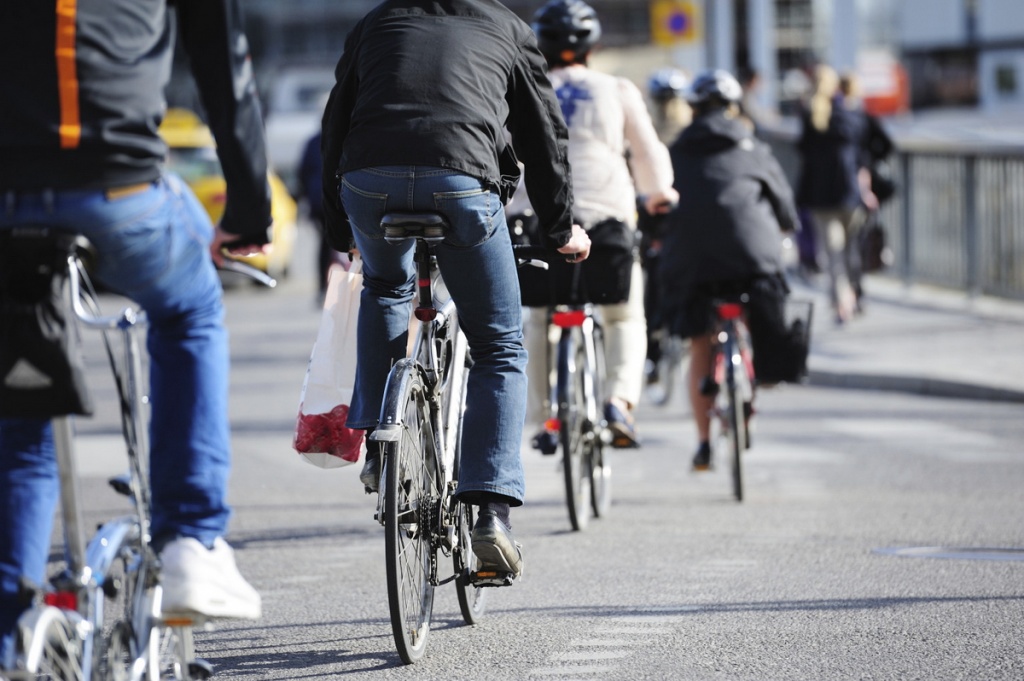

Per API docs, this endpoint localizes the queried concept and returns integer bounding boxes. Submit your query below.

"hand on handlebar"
[643,188,679,217]
[210,225,270,267]
[556,224,592,263]
[210,225,277,287]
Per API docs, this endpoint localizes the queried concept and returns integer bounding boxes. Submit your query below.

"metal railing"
[763,125,1024,300]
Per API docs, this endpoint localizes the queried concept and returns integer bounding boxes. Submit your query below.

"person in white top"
[513,0,678,448]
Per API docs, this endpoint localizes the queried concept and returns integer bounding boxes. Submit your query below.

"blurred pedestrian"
[641,67,691,397]
[647,67,692,146]
[796,65,878,324]
[297,128,345,297]
[737,65,779,135]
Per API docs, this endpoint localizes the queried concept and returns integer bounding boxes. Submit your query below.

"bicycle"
[366,212,500,665]
[700,295,756,503]
[514,245,611,532]
[644,331,688,407]
[2,228,271,680]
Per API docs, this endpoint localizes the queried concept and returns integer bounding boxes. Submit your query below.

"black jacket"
[320,0,574,251]
[0,0,272,246]
[795,101,869,210]
[659,110,798,296]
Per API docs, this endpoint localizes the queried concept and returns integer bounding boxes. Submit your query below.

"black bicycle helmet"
[648,68,689,102]
[685,69,743,106]
[532,0,602,66]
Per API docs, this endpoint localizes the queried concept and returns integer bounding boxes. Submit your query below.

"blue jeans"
[0,175,232,666]
[341,167,528,505]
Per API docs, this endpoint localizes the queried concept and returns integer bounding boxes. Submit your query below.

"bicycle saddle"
[381,212,448,244]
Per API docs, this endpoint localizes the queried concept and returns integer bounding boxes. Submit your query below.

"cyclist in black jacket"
[321,0,590,579]
[0,1,269,666]
[658,70,798,470]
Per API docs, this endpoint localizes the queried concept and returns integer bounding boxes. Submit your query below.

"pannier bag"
[0,228,94,418]
[744,276,813,385]
[515,216,637,307]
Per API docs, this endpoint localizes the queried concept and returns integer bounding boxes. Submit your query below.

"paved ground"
[795,271,1024,403]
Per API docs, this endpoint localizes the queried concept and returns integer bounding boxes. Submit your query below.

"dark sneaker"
[531,429,558,456]
[604,402,640,449]
[471,510,523,579]
[359,452,380,494]
[692,441,712,471]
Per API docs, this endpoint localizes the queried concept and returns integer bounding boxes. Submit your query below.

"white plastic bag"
[292,259,365,468]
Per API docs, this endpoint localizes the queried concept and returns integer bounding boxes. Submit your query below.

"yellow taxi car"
[158,108,297,282]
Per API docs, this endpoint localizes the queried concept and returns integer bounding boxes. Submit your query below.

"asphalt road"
[66,225,1024,680]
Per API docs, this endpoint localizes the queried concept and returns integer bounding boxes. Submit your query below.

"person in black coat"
[658,69,798,470]
[796,66,879,322]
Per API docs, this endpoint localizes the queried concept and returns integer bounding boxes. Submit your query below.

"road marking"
[527,611,698,679]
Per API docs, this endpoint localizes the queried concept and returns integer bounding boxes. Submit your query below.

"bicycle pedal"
[159,613,211,630]
[468,569,516,588]
[699,376,719,397]
[108,473,132,497]
[189,658,215,680]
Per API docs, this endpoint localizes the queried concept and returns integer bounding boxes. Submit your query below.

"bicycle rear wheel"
[725,353,747,502]
[382,365,438,664]
[587,323,611,518]
[558,328,591,531]
[451,370,488,624]
[16,606,84,680]
[454,500,487,624]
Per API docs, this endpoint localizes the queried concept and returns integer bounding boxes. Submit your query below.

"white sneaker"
[160,537,261,620]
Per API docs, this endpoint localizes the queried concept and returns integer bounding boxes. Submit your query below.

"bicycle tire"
[648,336,677,406]
[451,367,488,624]
[383,364,437,664]
[454,501,487,623]
[17,607,84,680]
[558,327,591,531]
[156,625,205,681]
[94,519,145,681]
[725,343,747,502]
[587,323,611,518]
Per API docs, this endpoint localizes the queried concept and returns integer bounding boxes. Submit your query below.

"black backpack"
[0,229,94,418]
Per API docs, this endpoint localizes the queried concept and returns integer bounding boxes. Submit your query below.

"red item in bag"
[294,405,364,463]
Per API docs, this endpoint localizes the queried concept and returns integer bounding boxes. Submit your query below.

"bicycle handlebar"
[218,253,277,288]
[513,243,573,270]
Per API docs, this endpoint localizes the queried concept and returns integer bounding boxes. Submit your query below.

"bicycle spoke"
[384,368,436,664]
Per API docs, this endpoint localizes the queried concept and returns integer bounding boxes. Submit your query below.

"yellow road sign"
[650,0,701,47]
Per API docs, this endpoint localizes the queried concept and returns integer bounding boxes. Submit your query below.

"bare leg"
[688,334,714,443]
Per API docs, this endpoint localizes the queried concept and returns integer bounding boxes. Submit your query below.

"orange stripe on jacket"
[55,0,80,149]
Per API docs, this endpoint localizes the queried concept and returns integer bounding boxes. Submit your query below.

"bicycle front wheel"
[382,364,438,664]
[558,328,591,531]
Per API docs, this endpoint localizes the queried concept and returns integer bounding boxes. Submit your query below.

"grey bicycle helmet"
[685,69,743,106]
[648,68,689,102]
[532,0,602,66]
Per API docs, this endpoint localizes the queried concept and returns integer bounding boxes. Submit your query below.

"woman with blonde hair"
[796,65,877,323]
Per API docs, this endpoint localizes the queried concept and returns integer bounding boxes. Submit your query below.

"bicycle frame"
[542,306,606,447]
[369,215,493,664]
[11,241,209,681]
[373,256,468,542]
[518,251,611,532]
[710,300,755,502]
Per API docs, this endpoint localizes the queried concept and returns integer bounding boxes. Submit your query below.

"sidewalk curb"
[808,369,1024,403]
